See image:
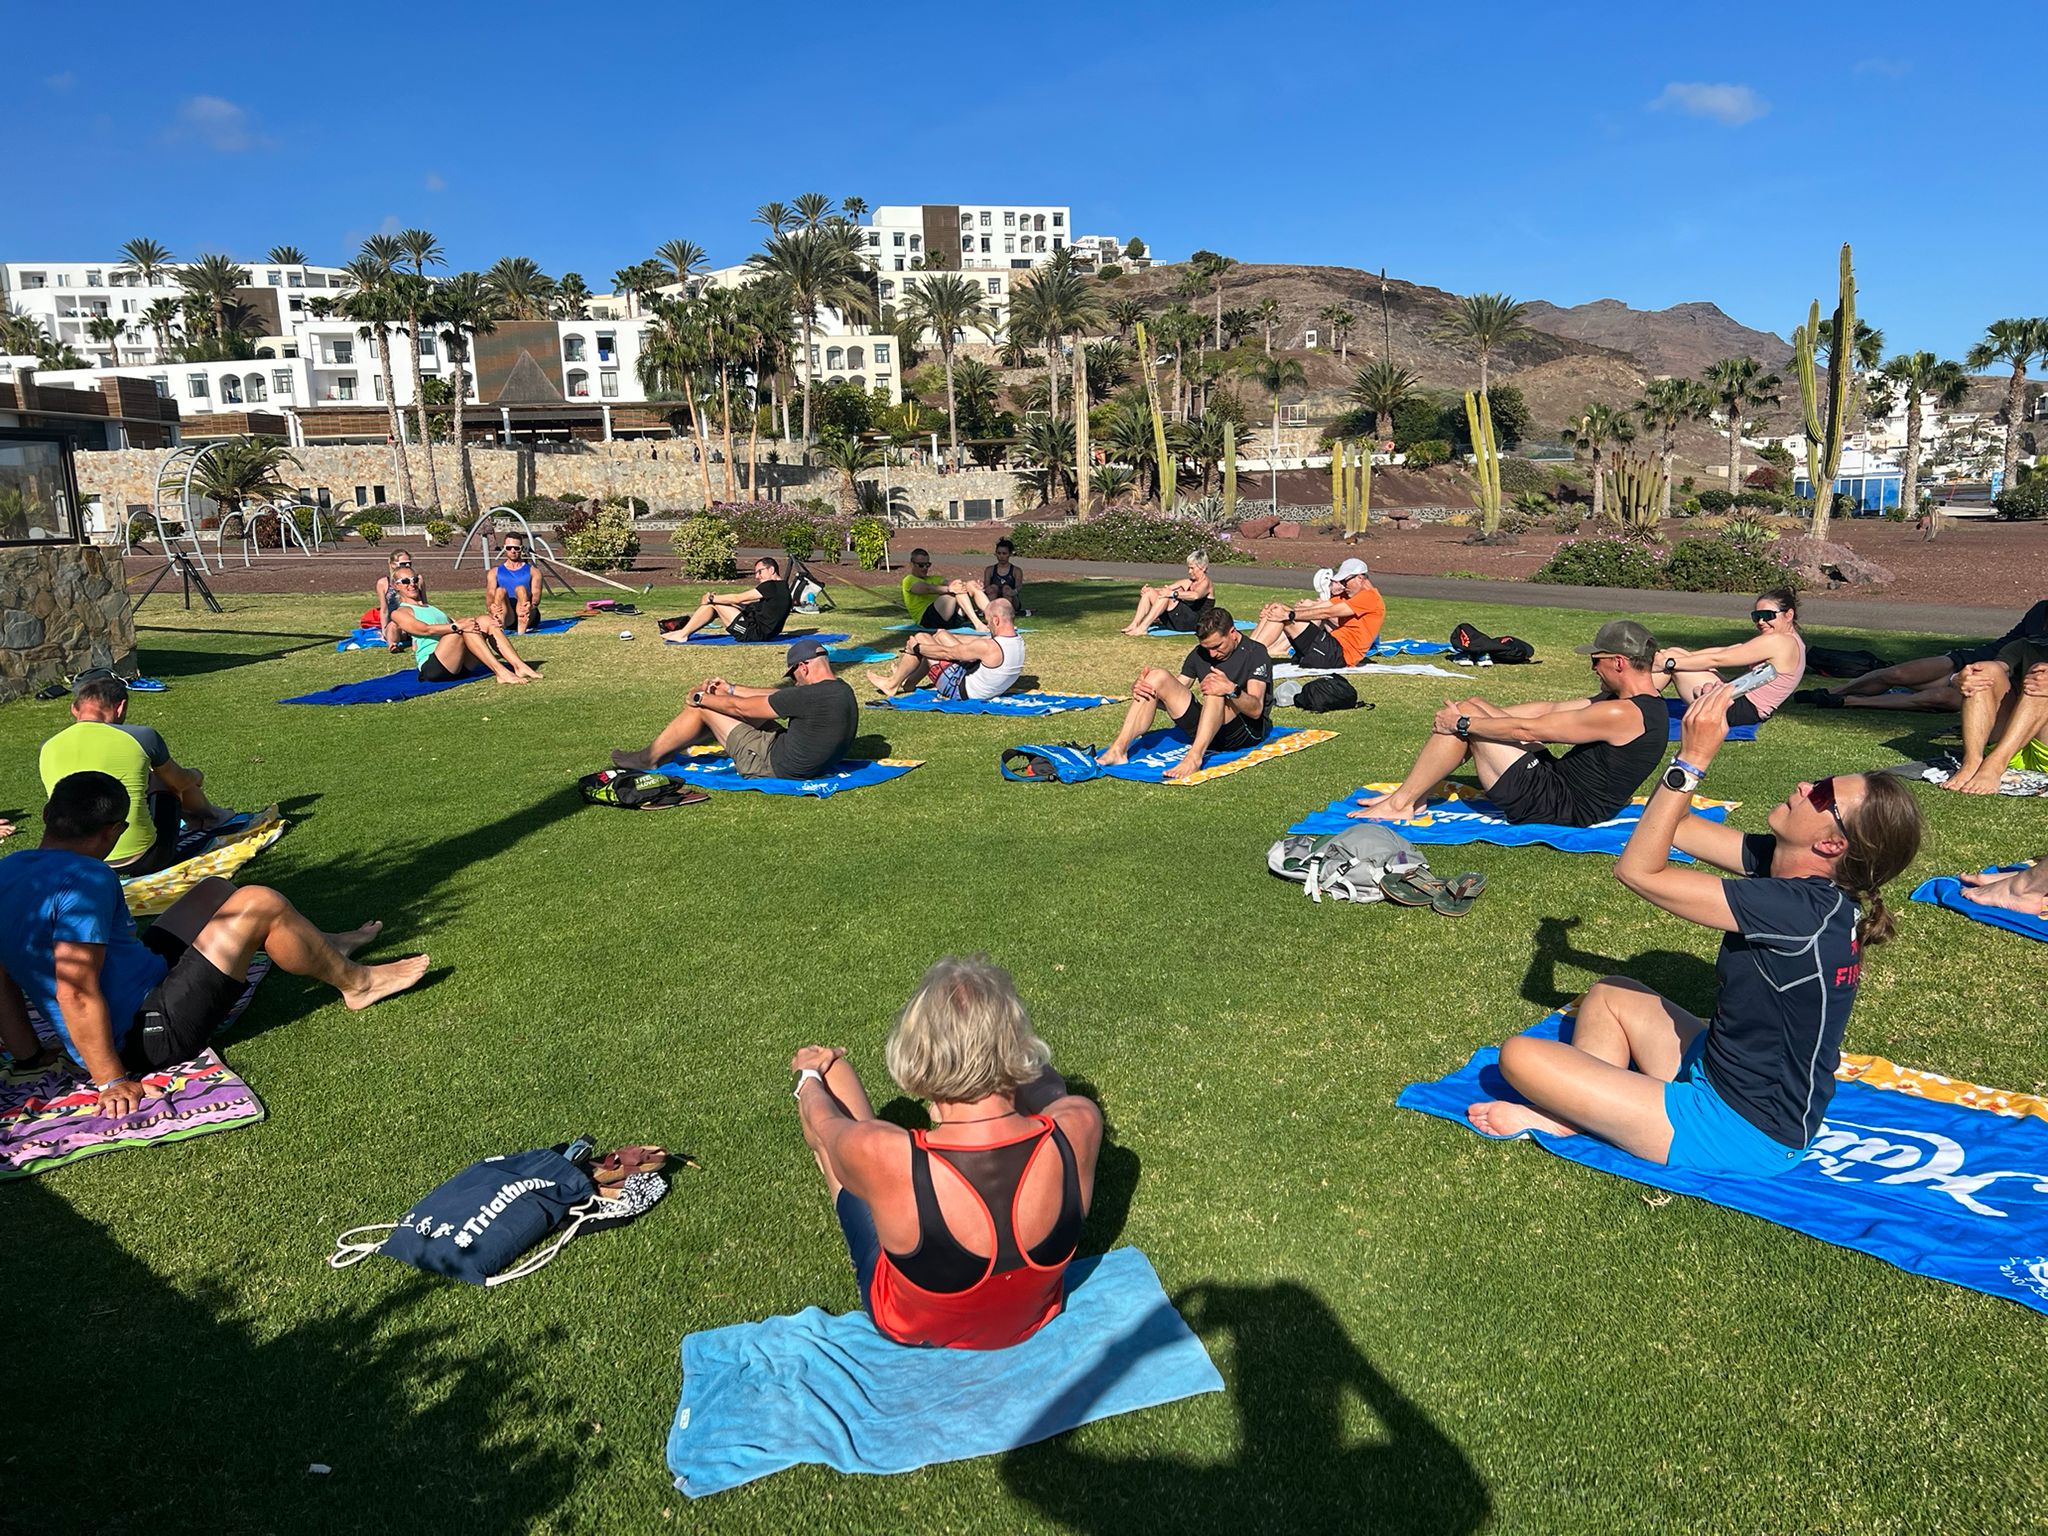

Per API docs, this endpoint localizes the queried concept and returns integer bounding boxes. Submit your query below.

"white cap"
[1334,557,1370,581]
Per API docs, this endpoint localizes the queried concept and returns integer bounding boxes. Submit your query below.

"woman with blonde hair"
[791,955,1103,1349]
[375,548,418,650]
[1120,551,1213,636]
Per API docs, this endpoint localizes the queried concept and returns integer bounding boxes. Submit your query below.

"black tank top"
[888,1119,1084,1294]
[1554,692,1666,824]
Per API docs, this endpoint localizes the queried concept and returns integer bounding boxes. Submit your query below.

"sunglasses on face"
[1751,608,1782,622]
[393,559,413,568]
[1805,777,1848,838]
[397,576,420,587]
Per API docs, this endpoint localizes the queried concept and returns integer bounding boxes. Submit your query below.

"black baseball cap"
[783,638,829,677]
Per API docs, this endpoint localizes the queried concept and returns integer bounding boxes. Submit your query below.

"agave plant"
[1180,494,1230,526]
[1089,463,1137,504]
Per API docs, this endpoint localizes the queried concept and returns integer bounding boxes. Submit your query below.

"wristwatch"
[1662,759,1703,794]
[1454,715,1471,740]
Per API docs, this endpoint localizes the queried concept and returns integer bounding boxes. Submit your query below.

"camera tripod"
[130,549,223,614]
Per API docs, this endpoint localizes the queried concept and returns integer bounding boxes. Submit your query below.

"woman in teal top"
[387,571,542,685]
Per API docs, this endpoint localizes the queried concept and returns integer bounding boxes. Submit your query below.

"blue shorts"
[834,1189,880,1314]
[1664,1035,1806,1178]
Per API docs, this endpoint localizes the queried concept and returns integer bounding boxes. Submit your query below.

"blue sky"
[11,0,2038,360]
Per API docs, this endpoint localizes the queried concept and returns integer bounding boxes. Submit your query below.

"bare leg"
[429,630,509,683]
[1349,730,1472,820]
[1122,588,1166,635]
[476,617,540,679]
[486,588,510,630]
[867,645,929,698]
[673,598,737,642]
[515,587,537,634]
[1098,668,1185,764]
[612,704,715,770]
[154,768,229,829]
[1843,684,1962,712]
[1668,667,1723,701]
[1163,692,1228,779]
[1960,862,2048,914]
[1829,655,1954,697]
[187,885,427,1011]
[1946,664,2010,792]
[1956,679,2048,794]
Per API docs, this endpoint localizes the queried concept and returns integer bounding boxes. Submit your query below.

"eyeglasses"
[1806,777,1848,838]
[1751,608,1782,622]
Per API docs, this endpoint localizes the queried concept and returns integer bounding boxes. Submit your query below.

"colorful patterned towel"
[337,616,581,650]
[1910,866,2048,942]
[1099,726,1336,785]
[1288,783,1736,859]
[122,810,285,917]
[868,691,1116,717]
[650,748,924,799]
[1400,1009,2048,1316]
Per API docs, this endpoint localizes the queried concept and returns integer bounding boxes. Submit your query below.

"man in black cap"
[610,638,858,779]
[1351,618,1668,827]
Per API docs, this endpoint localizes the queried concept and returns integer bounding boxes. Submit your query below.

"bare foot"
[494,672,527,686]
[1467,1100,1577,1139]
[1951,763,2006,795]
[611,748,652,771]
[1119,626,1145,637]
[341,954,431,1011]
[1347,793,1418,822]
[1959,869,2048,913]
[327,920,384,958]
[1163,756,1204,780]
[865,671,899,697]
[1095,747,1129,767]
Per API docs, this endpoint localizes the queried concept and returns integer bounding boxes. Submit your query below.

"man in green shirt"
[900,549,985,632]
[38,672,229,874]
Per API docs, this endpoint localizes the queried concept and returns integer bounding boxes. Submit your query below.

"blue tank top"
[494,561,535,593]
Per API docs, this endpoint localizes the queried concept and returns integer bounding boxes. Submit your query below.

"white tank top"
[966,634,1027,700]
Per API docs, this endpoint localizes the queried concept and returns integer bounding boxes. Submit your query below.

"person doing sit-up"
[1466,686,1924,1177]
[662,556,794,643]
[388,571,541,685]
[485,533,542,634]
[0,772,429,1117]
[610,637,858,780]
[1249,557,1386,669]
[1351,619,1667,828]
[901,549,982,631]
[1653,587,1806,727]
[868,597,1026,701]
[1098,607,1273,780]
[1120,552,1213,635]
[1944,637,2048,795]
[790,954,1101,1349]
[1808,597,2047,713]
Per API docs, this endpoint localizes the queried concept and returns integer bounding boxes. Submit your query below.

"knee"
[1497,1033,1540,1084]
[231,885,289,921]
[1139,666,1172,689]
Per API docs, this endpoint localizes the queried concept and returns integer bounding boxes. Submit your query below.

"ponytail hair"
[1759,586,1799,624]
[1834,774,1923,946]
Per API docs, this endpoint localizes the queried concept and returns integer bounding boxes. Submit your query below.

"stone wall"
[0,545,136,703]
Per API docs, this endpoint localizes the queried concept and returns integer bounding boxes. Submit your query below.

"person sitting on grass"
[1350,619,1668,828]
[485,532,542,635]
[1097,607,1273,780]
[1957,859,2048,918]
[662,556,794,644]
[388,570,541,686]
[1807,597,2046,713]
[610,637,858,780]
[375,548,417,649]
[1466,687,1924,1177]
[983,537,1025,608]
[867,597,1026,701]
[39,671,232,876]
[1652,587,1806,727]
[1248,557,1386,670]
[0,771,429,1117]
[790,954,1102,1350]
[902,549,983,631]
[1943,638,2048,795]
[1120,552,1213,636]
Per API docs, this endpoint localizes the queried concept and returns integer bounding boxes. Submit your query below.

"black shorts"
[1726,695,1763,728]
[121,937,245,1072]
[121,791,186,878]
[1289,625,1345,669]
[918,605,972,632]
[419,654,461,682]
[1171,701,1270,755]
[1485,751,1584,826]
[1161,601,1207,633]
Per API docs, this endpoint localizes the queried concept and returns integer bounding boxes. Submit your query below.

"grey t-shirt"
[767,678,859,778]
[112,722,171,768]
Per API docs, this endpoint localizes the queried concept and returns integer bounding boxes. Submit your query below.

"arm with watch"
[53,940,160,1117]
[1614,683,1744,928]
[790,1045,895,1196]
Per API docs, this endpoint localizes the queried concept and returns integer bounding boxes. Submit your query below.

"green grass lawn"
[4,577,2042,1534]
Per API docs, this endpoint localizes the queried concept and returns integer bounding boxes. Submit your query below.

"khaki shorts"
[723,720,782,778]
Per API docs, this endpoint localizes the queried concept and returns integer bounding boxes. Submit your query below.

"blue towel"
[869,691,1115,717]
[669,628,849,647]
[281,668,486,706]
[1910,866,2047,942]
[336,616,581,651]
[649,753,920,798]
[1145,620,1257,637]
[1368,637,1452,656]
[1289,789,1729,858]
[825,644,900,665]
[665,1248,1224,1497]
[1401,1011,2048,1317]
[1099,726,1316,783]
[1665,697,1758,742]
[883,622,1036,633]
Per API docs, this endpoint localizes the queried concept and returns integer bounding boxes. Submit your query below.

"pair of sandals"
[1379,869,1487,917]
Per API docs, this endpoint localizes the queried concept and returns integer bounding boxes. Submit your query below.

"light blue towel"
[883,622,1036,633]
[336,616,581,651]
[669,628,850,647]
[869,691,1114,717]
[1289,788,1729,859]
[665,1248,1223,1497]
[282,669,484,705]
[1145,620,1257,637]
[649,754,919,798]
[1665,697,1758,742]
[1910,866,2047,942]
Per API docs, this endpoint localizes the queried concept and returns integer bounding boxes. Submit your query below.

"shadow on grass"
[1001,1279,1489,1534]
[0,1178,580,1535]
[1520,916,1717,1016]
[134,632,341,680]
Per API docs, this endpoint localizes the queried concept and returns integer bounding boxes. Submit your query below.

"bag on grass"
[1000,742,1103,784]
[1449,623,1534,664]
[578,768,707,809]
[1807,646,1890,679]
[1267,825,1428,904]
[1295,675,1362,712]
[786,555,833,611]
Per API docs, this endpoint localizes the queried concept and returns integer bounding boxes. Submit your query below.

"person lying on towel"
[1350,619,1666,828]
[610,637,857,779]
[1944,638,2048,795]
[1097,607,1274,781]
[1958,859,2048,918]
[39,671,233,877]
[902,549,984,632]
[1248,557,1385,670]
[1809,597,2046,714]
[790,954,1102,1349]
[867,597,1026,701]
[0,771,429,1117]
[1652,586,1806,728]
[1465,687,1924,1177]
[1120,551,1212,636]
[662,556,793,644]
[485,532,542,635]
[388,571,542,686]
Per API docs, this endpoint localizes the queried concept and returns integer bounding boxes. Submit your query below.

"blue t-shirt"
[0,848,167,1064]
[1699,834,1862,1149]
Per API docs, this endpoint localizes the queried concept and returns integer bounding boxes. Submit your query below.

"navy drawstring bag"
[330,1146,603,1287]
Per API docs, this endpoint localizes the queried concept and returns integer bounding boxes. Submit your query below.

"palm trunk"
[942,345,960,470]
[1213,285,1223,351]
[1591,449,1606,524]
[1726,416,1741,495]
[408,311,442,511]
[375,326,415,508]
[1907,394,1929,541]
[1660,428,1675,520]
[2000,365,2026,489]
[718,369,737,501]
[1270,394,1281,517]
[746,368,761,499]
[1173,354,1183,421]
[684,372,715,506]
[1374,409,1390,445]
[1479,352,1490,399]
[799,315,815,446]
[1074,344,1090,521]
[1339,331,1348,365]
[450,348,479,520]
[1046,342,1060,421]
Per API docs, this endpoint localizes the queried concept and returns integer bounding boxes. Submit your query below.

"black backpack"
[1806,646,1889,679]
[1296,675,1362,712]
[577,769,707,809]
[1449,622,1535,664]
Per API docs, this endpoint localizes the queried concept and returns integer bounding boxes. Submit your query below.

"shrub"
[1498,458,1548,495]
[564,504,641,571]
[505,495,578,525]
[1551,509,1583,535]
[1695,489,1735,513]
[781,516,819,562]
[726,501,821,553]
[672,513,736,579]
[1993,478,2048,520]
[849,515,889,571]
[1745,465,1787,492]
[1721,514,1778,549]
[1531,536,1665,588]
[355,518,385,546]
[1660,534,1802,593]
[605,494,649,518]
[1097,262,1124,280]
[1006,508,1251,564]
[424,518,455,547]
[1403,438,1452,470]
[1679,496,1704,516]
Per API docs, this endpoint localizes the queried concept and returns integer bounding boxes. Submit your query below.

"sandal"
[1431,873,1487,917]
[590,1144,668,1194]
[1378,870,1447,907]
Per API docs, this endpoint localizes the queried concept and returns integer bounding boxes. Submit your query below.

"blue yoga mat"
[1370,637,1452,656]
[1401,1011,2048,1316]
[666,1247,1224,1497]
[1910,867,2047,942]
[883,622,1036,634]
[282,668,486,706]
[1145,620,1257,637]
[650,753,919,798]
[1289,789,1729,858]
[668,628,848,647]
[1100,725,1316,783]
[869,691,1115,717]
[336,616,581,651]
[1666,697,1758,742]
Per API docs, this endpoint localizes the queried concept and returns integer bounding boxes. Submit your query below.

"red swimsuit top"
[869,1115,1084,1350]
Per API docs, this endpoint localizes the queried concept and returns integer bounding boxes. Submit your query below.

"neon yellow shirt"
[901,574,934,625]
[39,722,154,862]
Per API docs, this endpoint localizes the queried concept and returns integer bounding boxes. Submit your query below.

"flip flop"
[1378,870,1446,907]
[1431,873,1487,917]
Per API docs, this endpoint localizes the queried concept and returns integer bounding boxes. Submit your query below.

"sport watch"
[1662,759,1703,795]
[1454,715,1471,740]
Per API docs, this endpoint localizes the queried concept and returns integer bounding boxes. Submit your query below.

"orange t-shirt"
[1329,587,1387,665]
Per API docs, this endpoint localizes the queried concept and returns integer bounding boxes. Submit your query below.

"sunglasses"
[392,559,414,568]
[1751,608,1783,622]
[1806,777,1848,838]
[397,576,420,587]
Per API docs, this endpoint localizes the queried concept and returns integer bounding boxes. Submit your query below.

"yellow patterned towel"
[1836,1055,2048,1124]
[121,809,286,918]
[1172,728,1337,786]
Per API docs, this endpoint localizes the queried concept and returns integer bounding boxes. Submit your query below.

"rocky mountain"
[1520,298,1791,378]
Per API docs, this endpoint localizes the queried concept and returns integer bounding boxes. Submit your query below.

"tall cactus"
[1355,446,1372,540]
[1331,439,1347,530]
[1136,322,1175,511]
[1222,420,1237,523]
[1793,243,1856,541]
[1464,390,1503,537]
[1603,448,1661,532]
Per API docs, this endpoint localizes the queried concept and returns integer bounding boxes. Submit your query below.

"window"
[0,436,78,544]
[86,270,102,287]
[875,373,891,392]
[327,340,354,365]
[1052,212,1064,227]
[567,369,589,398]
[267,272,283,286]
[374,485,387,504]
[879,280,894,300]
[893,231,905,247]
[848,375,865,391]
[809,344,820,366]
[1280,403,1308,427]
[565,336,586,361]
[273,370,294,397]
[873,343,890,364]
[355,485,369,506]
[600,370,618,398]
[596,331,616,362]
[986,278,1000,295]
[909,234,920,250]
[980,237,991,253]
[979,211,991,225]
[121,299,136,315]
[246,374,267,402]
[826,347,844,369]
[187,373,210,398]
[1004,211,1015,226]
[419,334,435,356]
[287,273,303,288]
[283,344,299,359]
[220,377,243,405]
[846,346,864,369]
[1052,236,1063,251]
[894,258,905,271]
[372,375,384,402]
[1034,215,1045,230]
[1004,236,1015,254]
[868,232,880,247]
[336,377,357,401]
[150,375,170,397]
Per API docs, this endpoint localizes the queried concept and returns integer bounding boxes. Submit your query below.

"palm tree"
[1347,360,1422,444]
[192,435,300,521]
[1703,357,1782,496]
[553,272,592,320]
[842,196,869,222]
[1562,403,1636,524]
[1219,308,1257,350]
[84,315,128,365]
[1090,463,1137,505]
[1096,394,1160,500]
[1083,339,1130,401]
[816,431,883,511]
[753,202,795,235]
[1255,297,1281,355]
[637,296,717,504]
[1966,318,2048,492]
[1104,296,1146,341]
[655,239,708,290]
[746,226,874,445]
[340,254,415,507]
[486,257,554,320]
[435,272,499,520]
[1436,292,1530,397]
[1013,260,1103,430]
[392,228,447,510]
[1817,317,1887,431]
[1189,250,1237,350]
[1181,411,1233,494]
[1880,352,1971,538]
[792,193,836,230]
[140,297,182,361]
[902,273,995,469]
[266,245,307,266]
[1014,417,1078,505]
[1319,305,1356,363]
[1244,355,1307,515]
[1637,377,1713,518]
[948,356,1000,426]
[1154,305,1205,419]
[119,237,174,288]
[176,254,250,338]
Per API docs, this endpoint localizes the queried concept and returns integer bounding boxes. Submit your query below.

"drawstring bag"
[1000,742,1103,784]
[330,1143,668,1286]
[578,769,708,809]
